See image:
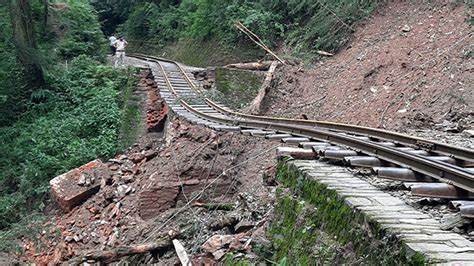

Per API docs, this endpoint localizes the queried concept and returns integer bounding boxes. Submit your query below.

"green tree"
[9,0,45,89]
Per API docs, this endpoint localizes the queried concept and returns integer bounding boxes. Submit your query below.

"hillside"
[264,1,472,134]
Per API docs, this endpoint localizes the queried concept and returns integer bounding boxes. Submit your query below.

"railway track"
[128,53,474,216]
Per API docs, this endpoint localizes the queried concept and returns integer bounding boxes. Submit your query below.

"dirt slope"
[264,1,473,132]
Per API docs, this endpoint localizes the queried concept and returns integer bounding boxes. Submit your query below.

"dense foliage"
[0,57,132,228]
[0,0,133,231]
[97,0,381,57]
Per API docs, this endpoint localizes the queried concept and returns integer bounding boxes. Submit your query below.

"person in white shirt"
[114,36,128,68]
[109,33,117,55]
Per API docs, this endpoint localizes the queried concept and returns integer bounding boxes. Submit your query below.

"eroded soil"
[265,1,473,133]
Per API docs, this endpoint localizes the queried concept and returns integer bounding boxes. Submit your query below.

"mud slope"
[265,1,472,131]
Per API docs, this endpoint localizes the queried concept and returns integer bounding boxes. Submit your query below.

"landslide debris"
[265,1,473,134]
[15,68,277,264]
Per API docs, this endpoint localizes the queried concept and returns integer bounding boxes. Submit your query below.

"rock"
[122,174,134,183]
[212,249,226,261]
[208,215,239,231]
[50,160,110,212]
[78,175,86,186]
[397,108,407,113]
[129,153,145,164]
[202,235,235,253]
[234,220,256,233]
[103,189,115,202]
[401,24,411,32]
[463,129,474,138]
[144,150,158,161]
[73,235,82,243]
[440,213,470,230]
[116,185,130,197]
[108,159,122,164]
[139,182,180,220]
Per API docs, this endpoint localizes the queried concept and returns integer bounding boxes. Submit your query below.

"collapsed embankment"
[10,69,278,264]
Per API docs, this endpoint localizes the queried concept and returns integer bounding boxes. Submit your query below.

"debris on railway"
[2,0,473,265]
[9,69,277,264]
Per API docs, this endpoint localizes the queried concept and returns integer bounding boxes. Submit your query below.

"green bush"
[0,56,132,229]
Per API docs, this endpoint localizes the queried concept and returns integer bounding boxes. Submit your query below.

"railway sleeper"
[264,133,292,140]
[299,141,330,149]
[343,156,382,167]
[404,183,474,200]
[281,137,310,144]
[372,167,436,182]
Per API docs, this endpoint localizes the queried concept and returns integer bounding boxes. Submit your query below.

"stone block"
[50,159,110,212]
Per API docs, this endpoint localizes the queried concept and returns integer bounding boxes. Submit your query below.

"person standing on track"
[109,33,117,55]
[114,36,128,68]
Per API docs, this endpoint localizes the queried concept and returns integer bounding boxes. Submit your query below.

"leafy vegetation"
[97,0,382,62]
[211,68,265,110]
[0,0,136,232]
[0,56,135,229]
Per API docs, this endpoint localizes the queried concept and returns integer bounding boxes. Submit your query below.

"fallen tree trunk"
[68,231,179,264]
[234,21,286,65]
[246,61,280,114]
[224,61,273,71]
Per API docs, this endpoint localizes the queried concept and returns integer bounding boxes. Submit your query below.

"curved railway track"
[129,54,474,198]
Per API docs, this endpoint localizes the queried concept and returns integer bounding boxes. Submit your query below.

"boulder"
[50,160,111,212]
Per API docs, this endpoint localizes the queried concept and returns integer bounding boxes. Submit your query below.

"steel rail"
[129,54,474,192]
[179,100,474,192]
[130,53,473,163]
[205,99,474,163]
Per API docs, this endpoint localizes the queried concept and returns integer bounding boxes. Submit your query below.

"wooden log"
[172,239,190,266]
[224,61,273,71]
[246,61,280,114]
[69,230,179,264]
[316,50,334,56]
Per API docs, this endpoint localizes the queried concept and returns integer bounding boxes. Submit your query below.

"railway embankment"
[272,158,474,264]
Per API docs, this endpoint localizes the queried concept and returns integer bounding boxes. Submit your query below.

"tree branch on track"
[247,61,280,114]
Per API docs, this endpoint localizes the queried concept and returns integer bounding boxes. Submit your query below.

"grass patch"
[208,68,265,110]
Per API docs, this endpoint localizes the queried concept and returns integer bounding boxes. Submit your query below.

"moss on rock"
[270,159,427,265]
